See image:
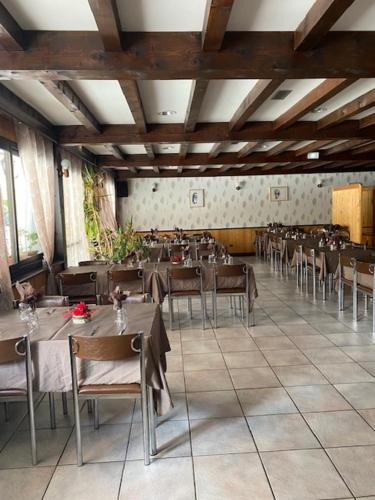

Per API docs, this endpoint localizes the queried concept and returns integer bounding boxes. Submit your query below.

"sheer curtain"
[0,187,13,310]
[16,123,55,266]
[99,171,117,231]
[62,152,90,266]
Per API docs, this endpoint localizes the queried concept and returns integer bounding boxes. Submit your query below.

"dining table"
[0,303,172,415]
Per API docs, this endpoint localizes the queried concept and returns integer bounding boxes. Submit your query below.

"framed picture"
[269,186,288,202]
[189,189,205,208]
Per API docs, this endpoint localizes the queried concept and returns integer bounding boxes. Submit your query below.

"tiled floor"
[2,257,375,499]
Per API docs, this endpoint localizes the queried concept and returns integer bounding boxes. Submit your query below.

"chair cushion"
[78,383,141,395]
[0,389,27,397]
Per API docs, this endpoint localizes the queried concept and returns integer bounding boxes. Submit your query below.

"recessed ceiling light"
[261,144,269,149]
[311,106,328,114]
[307,151,320,159]
[157,110,177,116]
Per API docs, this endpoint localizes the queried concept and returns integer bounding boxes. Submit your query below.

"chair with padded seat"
[167,266,206,330]
[0,335,36,465]
[69,332,155,466]
[57,272,100,305]
[213,264,253,328]
[108,269,147,300]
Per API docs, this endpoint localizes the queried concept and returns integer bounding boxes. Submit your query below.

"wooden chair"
[57,272,100,305]
[0,336,36,465]
[353,260,375,331]
[78,260,109,266]
[168,244,185,257]
[36,295,69,308]
[337,255,356,318]
[108,269,145,296]
[213,264,253,327]
[167,266,206,330]
[197,243,211,260]
[270,236,283,272]
[69,332,155,466]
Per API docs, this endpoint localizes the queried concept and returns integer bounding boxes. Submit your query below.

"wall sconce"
[152,183,158,193]
[235,181,245,191]
[61,158,71,178]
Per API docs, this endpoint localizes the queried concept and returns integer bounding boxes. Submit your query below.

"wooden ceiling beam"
[360,113,375,130]
[87,0,122,51]
[323,139,371,155]
[144,144,155,159]
[237,141,259,158]
[274,79,355,130]
[179,143,189,159]
[153,166,160,174]
[294,0,356,51]
[209,142,228,158]
[352,142,375,155]
[295,140,335,157]
[1,32,375,80]
[104,144,125,160]
[266,141,297,157]
[177,166,184,174]
[0,3,25,50]
[318,89,375,129]
[118,80,147,133]
[229,80,283,131]
[202,0,235,51]
[58,120,375,146]
[41,81,101,133]
[185,80,209,132]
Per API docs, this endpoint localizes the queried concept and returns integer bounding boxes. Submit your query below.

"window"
[0,145,42,265]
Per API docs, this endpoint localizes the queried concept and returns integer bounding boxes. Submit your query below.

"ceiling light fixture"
[311,106,328,114]
[157,110,177,116]
[261,144,269,149]
[162,146,174,151]
[307,151,320,160]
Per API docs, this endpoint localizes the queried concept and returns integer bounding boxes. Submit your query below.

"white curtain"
[0,187,13,311]
[99,171,117,231]
[16,123,55,267]
[62,152,90,266]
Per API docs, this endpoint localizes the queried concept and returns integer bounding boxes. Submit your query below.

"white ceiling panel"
[198,80,258,122]
[332,0,375,30]
[154,144,180,154]
[85,145,110,155]
[189,143,215,153]
[138,80,192,124]
[117,0,206,31]
[303,79,375,121]
[290,141,314,151]
[69,81,135,124]
[121,145,147,155]
[253,141,281,151]
[222,142,248,153]
[353,107,375,120]
[1,80,81,126]
[228,0,315,31]
[2,0,97,30]
[250,79,325,121]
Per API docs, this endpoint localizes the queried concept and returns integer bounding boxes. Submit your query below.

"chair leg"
[27,391,37,466]
[322,279,326,302]
[93,399,99,430]
[353,284,358,323]
[3,402,9,422]
[87,399,93,414]
[168,295,173,331]
[201,293,206,330]
[62,393,68,416]
[188,297,193,319]
[48,392,56,430]
[372,294,375,334]
[73,397,82,466]
[147,387,157,456]
[364,294,369,314]
[141,389,150,466]
[213,291,218,329]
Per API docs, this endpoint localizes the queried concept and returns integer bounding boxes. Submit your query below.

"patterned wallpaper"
[118,171,375,230]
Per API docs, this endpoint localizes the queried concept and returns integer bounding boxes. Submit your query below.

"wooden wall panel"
[362,187,375,246]
[332,184,362,243]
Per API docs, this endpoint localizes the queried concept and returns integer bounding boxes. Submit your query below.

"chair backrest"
[58,272,97,286]
[108,269,144,293]
[355,260,375,276]
[78,260,108,266]
[0,336,27,364]
[168,266,200,280]
[57,272,98,300]
[69,333,141,361]
[169,244,184,256]
[214,264,248,292]
[215,264,245,277]
[36,295,69,308]
[303,247,315,258]
[340,255,355,268]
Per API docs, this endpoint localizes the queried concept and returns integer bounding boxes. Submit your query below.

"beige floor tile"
[261,449,351,500]
[327,446,375,498]
[304,410,375,447]
[223,350,268,368]
[187,390,243,419]
[342,346,375,362]
[190,417,255,455]
[279,323,319,336]
[359,409,375,429]
[334,382,375,409]
[194,453,273,500]
[230,367,281,389]
[60,424,130,465]
[183,353,225,371]
[184,369,233,392]
[134,394,188,423]
[166,371,186,393]
[214,327,250,339]
[120,457,195,500]
[360,361,375,376]
[287,385,351,412]
[314,322,354,334]
[237,387,298,416]
[78,400,134,426]
[181,339,220,354]
[255,336,296,350]
[289,335,335,349]
[248,414,320,451]
[325,333,374,346]
[167,355,183,372]
[44,462,123,500]
[248,325,284,338]
[180,329,215,341]
[0,466,54,500]
[217,337,259,352]
[127,420,191,460]
[274,365,329,386]
[316,363,375,384]
[262,349,311,366]
[303,347,353,364]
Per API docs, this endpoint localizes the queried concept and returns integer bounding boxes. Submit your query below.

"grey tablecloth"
[0,304,172,415]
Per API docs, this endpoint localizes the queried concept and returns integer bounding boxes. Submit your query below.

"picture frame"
[189,189,205,208]
[269,186,288,202]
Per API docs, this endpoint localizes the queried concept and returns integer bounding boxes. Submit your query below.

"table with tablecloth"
[0,303,172,415]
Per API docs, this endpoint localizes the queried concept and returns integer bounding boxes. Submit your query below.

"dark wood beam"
[63,146,98,167]
[179,143,189,159]
[0,3,25,50]
[58,121,375,147]
[209,142,228,158]
[185,80,209,132]
[237,141,259,158]
[273,79,355,130]
[218,164,236,173]
[177,166,183,174]
[294,0,356,51]
[0,83,56,140]
[202,0,235,51]
[104,144,125,160]
[118,80,147,133]
[87,0,122,51]
[360,113,375,130]
[41,81,101,133]
[144,144,155,159]
[266,141,297,157]
[1,32,375,80]
[153,166,160,174]
[318,89,375,129]
[324,139,371,155]
[295,140,335,157]
[352,142,375,155]
[97,151,375,169]
[199,166,208,173]
[229,80,283,132]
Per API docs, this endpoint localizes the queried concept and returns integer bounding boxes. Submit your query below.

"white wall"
[117,171,375,230]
